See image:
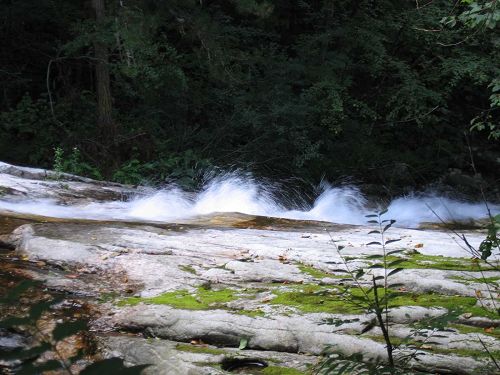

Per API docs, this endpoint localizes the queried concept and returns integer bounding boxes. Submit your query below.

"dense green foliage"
[0,0,498,190]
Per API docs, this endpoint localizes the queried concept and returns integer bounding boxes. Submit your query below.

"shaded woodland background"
[0,0,498,196]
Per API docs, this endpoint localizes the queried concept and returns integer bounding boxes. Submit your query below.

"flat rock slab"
[6,220,495,295]
[0,161,144,204]
[2,218,498,374]
[98,335,317,375]
[0,161,499,374]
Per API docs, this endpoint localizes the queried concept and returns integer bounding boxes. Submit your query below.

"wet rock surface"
[0,161,143,203]
[0,162,499,374]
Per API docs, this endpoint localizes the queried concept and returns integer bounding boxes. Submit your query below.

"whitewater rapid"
[0,174,497,228]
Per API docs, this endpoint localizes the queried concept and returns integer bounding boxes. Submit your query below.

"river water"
[0,174,497,228]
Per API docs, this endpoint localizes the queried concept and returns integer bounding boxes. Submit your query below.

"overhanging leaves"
[52,320,88,341]
[80,358,151,375]
[388,268,404,276]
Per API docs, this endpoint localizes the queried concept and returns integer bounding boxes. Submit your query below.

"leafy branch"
[0,280,149,374]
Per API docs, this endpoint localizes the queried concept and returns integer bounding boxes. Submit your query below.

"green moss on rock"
[118,287,236,309]
[298,264,332,279]
[175,343,227,355]
[263,366,306,375]
[427,346,500,358]
[389,292,497,318]
[270,285,362,314]
[298,264,345,279]
[270,284,496,318]
[448,275,499,284]
[235,309,266,317]
[450,323,500,339]
[386,253,496,271]
[178,264,197,275]
[367,335,499,358]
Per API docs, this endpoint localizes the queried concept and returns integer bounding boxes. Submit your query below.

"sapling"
[318,210,457,374]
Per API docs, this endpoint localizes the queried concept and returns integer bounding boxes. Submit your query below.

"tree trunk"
[92,0,116,144]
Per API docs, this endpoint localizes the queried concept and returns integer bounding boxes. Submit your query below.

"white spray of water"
[386,195,494,228]
[281,186,367,224]
[193,175,281,216]
[0,173,497,227]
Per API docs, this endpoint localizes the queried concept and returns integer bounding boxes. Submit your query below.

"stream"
[0,162,498,375]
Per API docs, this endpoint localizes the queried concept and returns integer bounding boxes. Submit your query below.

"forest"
[1,0,499,195]
[1,2,500,374]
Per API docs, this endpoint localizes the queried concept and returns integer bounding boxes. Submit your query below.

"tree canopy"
[0,0,498,194]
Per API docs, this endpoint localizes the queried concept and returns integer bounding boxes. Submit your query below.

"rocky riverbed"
[0,162,498,374]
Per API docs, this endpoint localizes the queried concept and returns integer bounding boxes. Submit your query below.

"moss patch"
[367,335,499,358]
[118,287,236,310]
[235,309,266,318]
[389,292,497,318]
[98,292,120,303]
[270,284,496,318]
[389,292,477,309]
[263,366,306,375]
[448,275,499,285]
[366,335,405,346]
[426,346,500,358]
[385,253,497,271]
[450,323,500,339]
[270,285,363,314]
[175,343,227,355]
[377,290,497,319]
[339,252,496,271]
[298,264,344,279]
[179,264,197,275]
[298,264,332,279]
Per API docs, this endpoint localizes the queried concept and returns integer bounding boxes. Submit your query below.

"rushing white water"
[0,173,497,227]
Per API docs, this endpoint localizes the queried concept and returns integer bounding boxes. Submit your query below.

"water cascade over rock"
[0,162,498,374]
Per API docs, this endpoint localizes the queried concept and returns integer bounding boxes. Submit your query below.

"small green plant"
[118,286,236,309]
[52,147,102,180]
[111,150,211,187]
[318,210,462,374]
[356,210,402,366]
[479,213,500,261]
[238,337,249,350]
[111,158,152,185]
[53,146,65,176]
[0,280,149,374]
[426,202,499,315]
